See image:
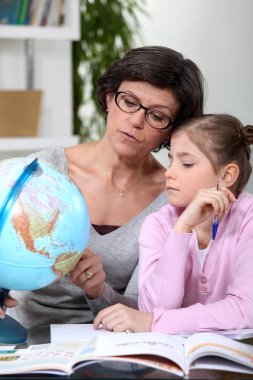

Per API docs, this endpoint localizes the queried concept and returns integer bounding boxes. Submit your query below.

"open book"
[1,332,253,377]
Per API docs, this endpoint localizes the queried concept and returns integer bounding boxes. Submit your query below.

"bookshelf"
[0,0,80,40]
[0,0,80,159]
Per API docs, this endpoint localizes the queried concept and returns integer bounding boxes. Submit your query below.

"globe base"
[0,315,27,345]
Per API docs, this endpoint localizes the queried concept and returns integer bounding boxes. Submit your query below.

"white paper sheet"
[50,323,124,343]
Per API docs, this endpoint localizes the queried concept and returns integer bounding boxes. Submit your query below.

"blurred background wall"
[138,0,253,191]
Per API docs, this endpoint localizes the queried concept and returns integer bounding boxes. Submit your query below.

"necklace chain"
[94,143,125,197]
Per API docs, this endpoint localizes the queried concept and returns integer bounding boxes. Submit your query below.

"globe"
[0,157,90,290]
[0,157,90,344]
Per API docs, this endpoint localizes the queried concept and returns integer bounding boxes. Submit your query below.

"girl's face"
[105,81,180,160]
[165,131,217,207]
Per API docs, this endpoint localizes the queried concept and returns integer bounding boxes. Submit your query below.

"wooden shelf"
[0,25,79,40]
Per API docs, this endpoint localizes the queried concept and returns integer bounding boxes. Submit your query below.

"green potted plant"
[72,0,145,141]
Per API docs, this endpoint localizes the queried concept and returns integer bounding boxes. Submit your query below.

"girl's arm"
[138,208,193,311]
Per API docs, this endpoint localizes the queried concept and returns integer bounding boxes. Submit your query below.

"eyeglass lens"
[115,92,171,130]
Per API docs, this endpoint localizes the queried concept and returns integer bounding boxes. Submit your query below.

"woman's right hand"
[69,248,106,299]
[174,186,236,233]
[0,294,18,319]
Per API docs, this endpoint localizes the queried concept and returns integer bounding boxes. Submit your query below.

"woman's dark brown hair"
[96,46,205,137]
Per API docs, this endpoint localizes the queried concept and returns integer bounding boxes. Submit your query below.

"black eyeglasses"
[115,92,173,131]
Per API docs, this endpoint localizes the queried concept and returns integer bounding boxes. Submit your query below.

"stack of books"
[0,0,65,27]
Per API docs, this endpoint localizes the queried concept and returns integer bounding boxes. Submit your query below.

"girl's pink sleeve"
[138,209,193,312]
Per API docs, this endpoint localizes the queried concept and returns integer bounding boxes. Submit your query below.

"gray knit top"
[7,147,167,344]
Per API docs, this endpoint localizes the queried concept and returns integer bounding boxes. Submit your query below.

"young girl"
[93,113,253,334]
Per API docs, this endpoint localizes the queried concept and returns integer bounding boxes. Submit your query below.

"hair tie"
[244,125,253,145]
[238,126,250,160]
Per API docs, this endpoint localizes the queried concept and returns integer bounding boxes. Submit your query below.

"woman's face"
[105,81,180,160]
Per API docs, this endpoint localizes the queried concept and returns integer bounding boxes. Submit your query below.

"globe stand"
[0,289,27,345]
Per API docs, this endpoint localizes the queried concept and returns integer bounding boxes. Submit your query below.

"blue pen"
[212,181,219,240]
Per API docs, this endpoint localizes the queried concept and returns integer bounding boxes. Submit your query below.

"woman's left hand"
[93,303,153,332]
[0,294,18,319]
[69,248,106,299]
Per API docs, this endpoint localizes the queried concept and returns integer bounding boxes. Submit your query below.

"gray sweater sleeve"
[86,264,139,314]
[84,191,167,315]
[29,147,68,174]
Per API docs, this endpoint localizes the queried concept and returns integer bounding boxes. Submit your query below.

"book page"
[181,328,253,340]
[185,332,253,372]
[0,342,87,375]
[191,356,253,375]
[94,332,187,373]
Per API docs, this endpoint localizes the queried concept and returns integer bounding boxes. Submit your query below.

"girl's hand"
[69,248,106,299]
[93,303,153,333]
[0,294,18,319]
[174,187,236,233]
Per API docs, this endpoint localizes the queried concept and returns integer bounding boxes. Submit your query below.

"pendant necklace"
[94,143,125,197]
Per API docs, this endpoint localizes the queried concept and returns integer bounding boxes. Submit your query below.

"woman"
[7,45,204,343]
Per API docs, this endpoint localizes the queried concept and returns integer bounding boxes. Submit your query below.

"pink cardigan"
[138,192,253,334]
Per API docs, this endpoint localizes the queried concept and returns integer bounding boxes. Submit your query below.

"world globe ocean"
[0,157,90,291]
